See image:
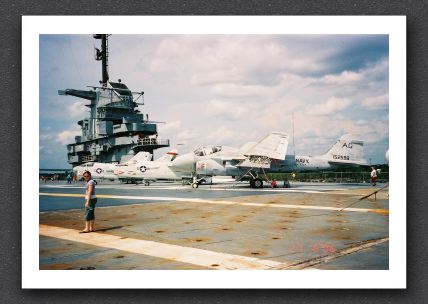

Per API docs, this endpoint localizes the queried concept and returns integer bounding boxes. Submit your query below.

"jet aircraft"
[73,151,152,181]
[113,132,290,188]
[111,133,367,189]
[195,134,368,187]
[113,150,179,184]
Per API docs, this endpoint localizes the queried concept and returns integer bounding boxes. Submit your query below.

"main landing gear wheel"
[253,178,263,188]
[250,179,255,188]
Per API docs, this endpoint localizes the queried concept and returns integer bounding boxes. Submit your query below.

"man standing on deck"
[370,167,377,186]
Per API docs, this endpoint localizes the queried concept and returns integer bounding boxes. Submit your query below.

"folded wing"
[237,132,289,168]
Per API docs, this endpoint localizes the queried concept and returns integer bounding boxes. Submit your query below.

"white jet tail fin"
[125,151,152,165]
[238,132,289,168]
[322,134,368,166]
[156,149,178,162]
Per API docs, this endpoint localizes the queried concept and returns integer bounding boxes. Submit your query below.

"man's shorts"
[84,198,97,221]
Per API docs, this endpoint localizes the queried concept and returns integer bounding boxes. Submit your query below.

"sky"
[39,34,389,169]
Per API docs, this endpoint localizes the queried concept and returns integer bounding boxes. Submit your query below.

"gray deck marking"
[39,224,287,270]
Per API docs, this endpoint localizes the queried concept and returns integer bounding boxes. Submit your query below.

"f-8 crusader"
[73,151,153,181]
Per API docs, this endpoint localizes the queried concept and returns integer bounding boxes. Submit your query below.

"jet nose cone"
[171,153,195,172]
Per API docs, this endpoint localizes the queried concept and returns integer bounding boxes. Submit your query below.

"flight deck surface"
[39,180,389,270]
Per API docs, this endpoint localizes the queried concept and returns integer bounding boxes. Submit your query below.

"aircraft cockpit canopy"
[193,145,222,156]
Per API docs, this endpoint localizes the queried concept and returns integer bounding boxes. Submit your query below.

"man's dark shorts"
[84,198,97,221]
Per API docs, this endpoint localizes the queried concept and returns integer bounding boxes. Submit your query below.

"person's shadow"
[93,226,123,232]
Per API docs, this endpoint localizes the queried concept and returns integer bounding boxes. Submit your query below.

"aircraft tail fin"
[322,134,368,166]
[125,151,152,165]
[156,149,178,162]
[238,132,289,168]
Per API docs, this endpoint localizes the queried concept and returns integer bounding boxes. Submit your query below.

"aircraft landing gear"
[250,178,263,188]
[190,175,200,188]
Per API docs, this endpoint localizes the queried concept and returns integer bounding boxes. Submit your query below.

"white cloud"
[207,99,250,120]
[309,97,352,116]
[204,126,240,145]
[190,69,240,86]
[361,94,389,110]
[209,83,271,99]
[320,70,363,86]
[56,129,80,145]
[176,129,199,142]
[40,134,55,141]
[158,120,183,134]
[68,101,89,118]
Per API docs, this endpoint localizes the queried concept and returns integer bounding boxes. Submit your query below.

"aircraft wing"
[237,132,289,168]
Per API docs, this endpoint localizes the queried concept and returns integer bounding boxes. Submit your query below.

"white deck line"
[40,193,387,213]
[39,224,285,270]
[40,184,328,193]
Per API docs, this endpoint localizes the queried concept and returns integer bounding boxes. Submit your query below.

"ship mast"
[93,34,109,85]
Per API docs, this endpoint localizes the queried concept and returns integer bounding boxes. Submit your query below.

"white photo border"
[23,15,406,289]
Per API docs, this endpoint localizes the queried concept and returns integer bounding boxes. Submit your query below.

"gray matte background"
[1,0,426,302]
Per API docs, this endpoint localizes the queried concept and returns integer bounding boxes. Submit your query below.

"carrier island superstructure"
[59,34,169,167]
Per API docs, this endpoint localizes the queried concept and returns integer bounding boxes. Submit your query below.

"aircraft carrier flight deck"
[39,180,389,270]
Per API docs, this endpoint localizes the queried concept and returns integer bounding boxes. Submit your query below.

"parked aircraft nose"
[171,153,196,172]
